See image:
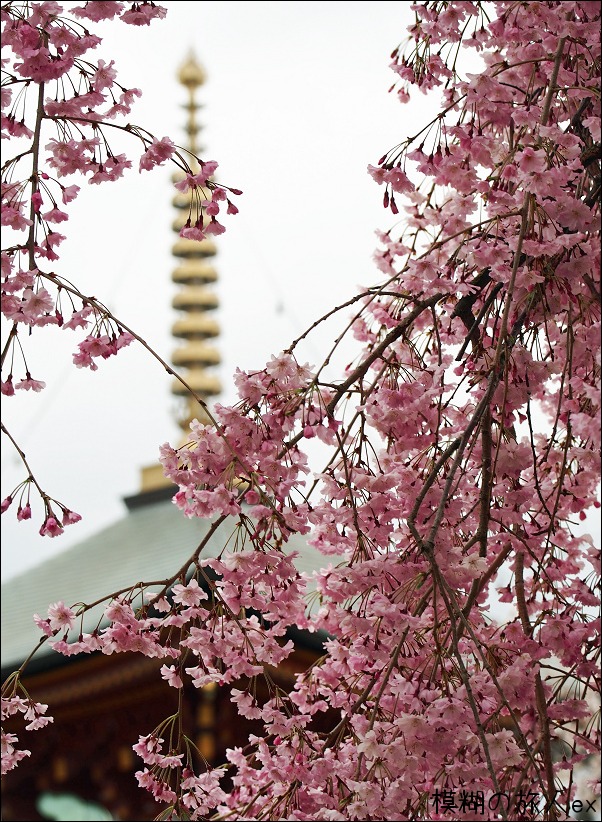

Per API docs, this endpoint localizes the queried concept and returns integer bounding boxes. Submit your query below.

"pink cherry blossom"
[88,154,132,184]
[61,509,82,526]
[159,665,183,688]
[39,516,64,537]
[179,221,206,241]
[61,184,80,204]
[92,59,118,91]
[204,217,226,236]
[15,374,46,392]
[41,206,69,224]
[72,2,125,22]
[172,578,207,607]
[16,504,32,521]
[1,378,15,397]
[63,306,93,331]
[47,601,76,632]
[120,3,167,26]
[139,136,175,171]
[1,730,31,774]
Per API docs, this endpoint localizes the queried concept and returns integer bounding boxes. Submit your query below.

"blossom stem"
[27,81,45,271]
[0,422,46,500]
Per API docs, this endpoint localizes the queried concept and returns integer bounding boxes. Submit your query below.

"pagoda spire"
[138,53,221,495]
[170,52,222,434]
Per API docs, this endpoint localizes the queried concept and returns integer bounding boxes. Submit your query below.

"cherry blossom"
[1,689,53,774]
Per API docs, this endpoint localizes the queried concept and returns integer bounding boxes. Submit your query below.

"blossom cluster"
[134,729,227,817]
[1,689,52,775]
[2,479,81,538]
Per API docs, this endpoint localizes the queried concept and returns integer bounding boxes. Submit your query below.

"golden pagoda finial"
[178,51,206,88]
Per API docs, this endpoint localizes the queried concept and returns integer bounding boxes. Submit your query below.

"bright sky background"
[2,0,431,579]
[2,1,599,583]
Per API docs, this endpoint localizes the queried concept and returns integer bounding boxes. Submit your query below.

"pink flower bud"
[39,516,64,538]
[62,509,82,526]
[17,504,31,521]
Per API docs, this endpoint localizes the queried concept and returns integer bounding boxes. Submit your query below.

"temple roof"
[1,493,327,671]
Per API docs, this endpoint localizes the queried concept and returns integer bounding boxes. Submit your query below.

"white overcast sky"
[2,1,599,581]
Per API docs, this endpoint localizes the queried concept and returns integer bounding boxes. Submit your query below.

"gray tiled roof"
[1,493,327,670]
